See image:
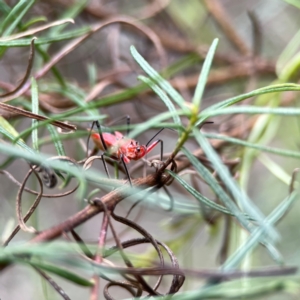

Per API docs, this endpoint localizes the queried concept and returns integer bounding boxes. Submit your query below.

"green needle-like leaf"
[203,133,300,159]
[167,170,254,219]
[0,116,34,153]
[192,38,218,109]
[222,192,298,270]
[28,261,94,287]
[0,0,33,36]
[139,75,182,128]
[130,45,188,111]
[192,129,279,242]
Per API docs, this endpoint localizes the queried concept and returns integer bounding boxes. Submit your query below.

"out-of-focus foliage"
[1,1,300,300]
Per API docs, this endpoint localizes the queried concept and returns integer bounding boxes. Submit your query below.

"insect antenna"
[126,115,130,136]
[124,115,130,136]
[106,115,131,135]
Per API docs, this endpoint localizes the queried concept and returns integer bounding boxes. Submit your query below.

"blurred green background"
[1,0,300,299]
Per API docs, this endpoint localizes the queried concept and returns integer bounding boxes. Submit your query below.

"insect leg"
[86,120,107,157]
[146,128,165,161]
[146,128,164,146]
[120,154,132,186]
[101,153,111,179]
[147,139,163,161]
[199,121,214,129]
[94,120,108,151]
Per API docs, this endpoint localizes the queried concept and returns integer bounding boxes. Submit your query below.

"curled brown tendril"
[0,169,78,198]
[104,281,143,300]
[16,165,42,234]
[105,237,185,295]
[2,156,80,246]
[73,195,184,299]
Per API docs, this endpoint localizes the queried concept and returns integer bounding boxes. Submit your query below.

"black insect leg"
[146,128,165,161]
[120,154,132,186]
[86,120,108,158]
[94,120,108,151]
[101,153,111,179]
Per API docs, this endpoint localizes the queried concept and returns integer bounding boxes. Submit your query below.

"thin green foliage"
[197,83,300,124]
[129,110,186,138]
[46,125,66,157]
[203,105,300,118]
[2,0,35,37]
[0,0,32,36]
[0,116,35,153]
[276,27,300,75]
[138,75,182,128]
[203,132,300,159]
[0,2,11,15]
[21,17,48,30]
[1,4,300,299]
[222,192,298,270]
[130,45,188,111]
[0,142,87,198]
[181,147,253,225]
[167,170,254,219]
[284,0,300,10]
[193,129,278,242]
[0,26,90,47]
[27,260,94,287]
[46,0,87,37]
[192,38,218,109]
[168,278,299,299]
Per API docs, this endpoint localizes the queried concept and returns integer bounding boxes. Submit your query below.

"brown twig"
[111,208,163,295]
[204,0,250,55]
[3,167,43,246]
[0,38,36,98]
[29,174,160,243]
[90,208,111,300]
[0,169,78,198]
[0,101,76,131]
[170,59,275,90]
[105,237,185,295]
[15,169,41,233]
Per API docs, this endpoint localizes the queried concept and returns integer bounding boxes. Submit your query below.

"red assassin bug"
[88,117,164,186]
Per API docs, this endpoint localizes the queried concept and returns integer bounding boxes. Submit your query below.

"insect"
[88,118,164,185]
